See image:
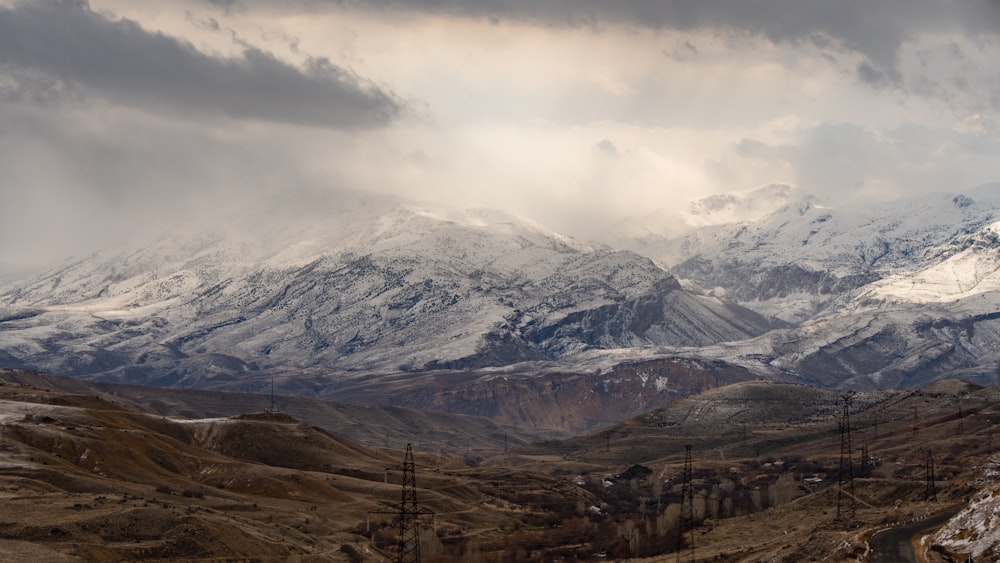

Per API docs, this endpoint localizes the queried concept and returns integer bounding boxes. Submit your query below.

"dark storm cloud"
[236,0,983,85]
[857,61,893,88]
[392,0,907,70]
[0,0,402,128]
[0,65,86,106]
[958,0,1000,35]
[0,98,370,273]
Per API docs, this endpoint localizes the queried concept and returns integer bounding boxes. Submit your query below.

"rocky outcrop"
[329,357,760,433]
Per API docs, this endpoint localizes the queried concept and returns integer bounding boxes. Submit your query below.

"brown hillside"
[3,370,1000,561]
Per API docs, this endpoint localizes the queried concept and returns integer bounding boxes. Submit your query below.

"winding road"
[868,508,961,563]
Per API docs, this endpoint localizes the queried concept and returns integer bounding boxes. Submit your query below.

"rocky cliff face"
[320,357,761,433]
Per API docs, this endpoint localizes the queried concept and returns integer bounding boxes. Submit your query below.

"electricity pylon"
[836,393,855,521]
[397,443,422,563]
[366,443,433,563]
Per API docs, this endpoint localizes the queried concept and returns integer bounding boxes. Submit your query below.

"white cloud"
[712,122,1000,204]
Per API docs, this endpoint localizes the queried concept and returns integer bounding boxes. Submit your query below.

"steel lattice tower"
[676,444,695,563]
[925,449,937,502]
[836,393,855,520]
[397,443,421,563]
[859,443,870,477]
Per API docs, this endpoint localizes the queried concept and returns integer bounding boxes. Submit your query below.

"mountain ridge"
[4,184,1000,420]
[0,192,773,390]
[632,184,1000,389]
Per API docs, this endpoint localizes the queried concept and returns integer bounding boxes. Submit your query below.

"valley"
[1,368,998,561]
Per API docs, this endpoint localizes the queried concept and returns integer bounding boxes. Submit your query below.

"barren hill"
[0,368,555,455]
[0,370,601,561]
[3,370,1000,561]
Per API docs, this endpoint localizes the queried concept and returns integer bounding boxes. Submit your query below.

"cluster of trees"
[361,457,843,561]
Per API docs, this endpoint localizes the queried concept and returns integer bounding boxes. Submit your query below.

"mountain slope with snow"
[620,184,1000,388]
[642,185,1000,324]
[0,190,774,386]
[932,455,1000,561]
[5,184,1000,395]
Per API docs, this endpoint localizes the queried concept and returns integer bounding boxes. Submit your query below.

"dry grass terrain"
[1,370,998,561]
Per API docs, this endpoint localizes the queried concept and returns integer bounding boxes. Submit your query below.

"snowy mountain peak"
[0,194,774,383]
[389,203,596,253]
[689,183,798,221]
[4,183,1000,393]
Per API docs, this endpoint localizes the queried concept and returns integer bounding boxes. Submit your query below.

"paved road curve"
[869,508,961,563]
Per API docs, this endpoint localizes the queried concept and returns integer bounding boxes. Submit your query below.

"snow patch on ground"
[168,417,232,425]
[866,223,1000,304]
[0,400,82,423]
[933,456,1000,559]
[0,400,37,423]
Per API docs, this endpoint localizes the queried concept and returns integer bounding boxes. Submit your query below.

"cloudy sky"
[1,0,999,273]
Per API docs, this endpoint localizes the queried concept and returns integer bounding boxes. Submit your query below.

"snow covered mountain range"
[2,184,1000,398]
[643,183,1000,388]
[0,189,771,388]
